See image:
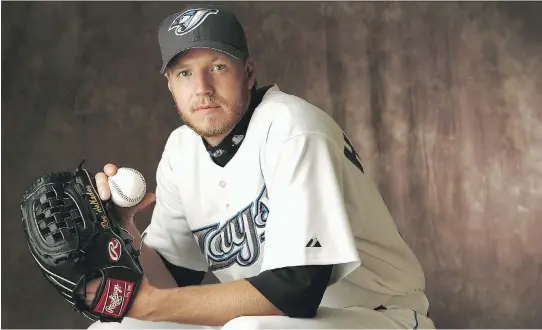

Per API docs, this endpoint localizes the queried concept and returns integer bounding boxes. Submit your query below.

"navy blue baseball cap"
[157,5,249,74]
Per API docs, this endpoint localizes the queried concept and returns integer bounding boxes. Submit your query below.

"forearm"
[133,280,284,326]
[123,222,178,289]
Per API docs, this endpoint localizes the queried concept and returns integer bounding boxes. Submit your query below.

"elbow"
[247,265,333,319]
[264,296,318,319]
[285,309,318,319]
[269,305,287,317]
[281,300,319,319]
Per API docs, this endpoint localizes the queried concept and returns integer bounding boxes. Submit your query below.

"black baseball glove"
[20,160,144,322]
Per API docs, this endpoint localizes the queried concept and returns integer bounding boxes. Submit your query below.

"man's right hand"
[95,163,156,223]
[95,164,180,290]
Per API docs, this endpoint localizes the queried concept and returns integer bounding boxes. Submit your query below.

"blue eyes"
[177,64,226,77]
[213,64,226,71]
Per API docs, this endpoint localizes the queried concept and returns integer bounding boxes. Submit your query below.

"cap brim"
[160,40,246,74]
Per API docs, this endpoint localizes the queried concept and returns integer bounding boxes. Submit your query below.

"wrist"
[123,221,139,235]
[118,221,143,249]
[128,279,160,320]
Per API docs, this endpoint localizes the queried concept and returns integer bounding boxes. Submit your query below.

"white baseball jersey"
[143,85,429,314]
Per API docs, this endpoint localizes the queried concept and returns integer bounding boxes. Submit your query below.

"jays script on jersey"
[143,85,430,315]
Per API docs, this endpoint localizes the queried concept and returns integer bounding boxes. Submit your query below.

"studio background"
[2,2,542,328]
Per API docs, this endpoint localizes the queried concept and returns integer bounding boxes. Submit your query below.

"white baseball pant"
[88,305,435,329]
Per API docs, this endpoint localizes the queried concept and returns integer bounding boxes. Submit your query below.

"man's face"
[165,48,255,139]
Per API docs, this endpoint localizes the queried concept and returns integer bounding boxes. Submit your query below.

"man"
[87,4,435,329]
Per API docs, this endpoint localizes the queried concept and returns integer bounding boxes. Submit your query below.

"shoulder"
[158,125,203,175]
[251,86,343,145]
[163,125,200,154]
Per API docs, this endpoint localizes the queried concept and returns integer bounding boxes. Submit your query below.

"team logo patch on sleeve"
[169,8,219,36]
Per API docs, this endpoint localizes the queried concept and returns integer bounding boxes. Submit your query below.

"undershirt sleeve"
[246,264,333,318]
[157,251,207,287]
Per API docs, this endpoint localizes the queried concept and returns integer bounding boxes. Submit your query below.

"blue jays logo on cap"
[168,8,219,36]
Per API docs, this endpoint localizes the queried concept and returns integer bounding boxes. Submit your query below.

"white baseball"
[108,167,147,208]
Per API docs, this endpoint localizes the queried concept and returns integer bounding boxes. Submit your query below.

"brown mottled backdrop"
[2,1,541,329]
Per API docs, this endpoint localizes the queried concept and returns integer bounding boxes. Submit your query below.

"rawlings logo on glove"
[94,279,135,317]
[108,239,122,261]
[20,160,144,322]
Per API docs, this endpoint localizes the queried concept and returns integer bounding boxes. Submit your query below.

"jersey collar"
[202,85,273,167]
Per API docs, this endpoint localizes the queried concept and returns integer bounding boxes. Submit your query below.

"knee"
[222,316,267,330]
[87,317,162,329]
[87,320,116,330]
[88,320,133,330]
[222,316,283,330]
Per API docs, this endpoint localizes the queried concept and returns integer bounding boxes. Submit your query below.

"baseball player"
[86,4,435,329]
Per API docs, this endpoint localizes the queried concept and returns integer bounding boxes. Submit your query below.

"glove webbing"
[34,186,84,246]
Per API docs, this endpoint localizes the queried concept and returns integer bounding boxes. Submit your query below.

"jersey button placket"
[218,180,230,210]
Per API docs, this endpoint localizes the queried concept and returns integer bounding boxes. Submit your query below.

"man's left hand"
[78,277,155,319]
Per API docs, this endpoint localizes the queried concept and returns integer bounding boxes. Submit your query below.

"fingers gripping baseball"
[95,163,118,201]
[104,163,118,177]
[95,173,111,201]
[95,164,156,221]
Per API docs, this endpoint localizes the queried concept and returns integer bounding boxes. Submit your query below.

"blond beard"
[177,83,251,138]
